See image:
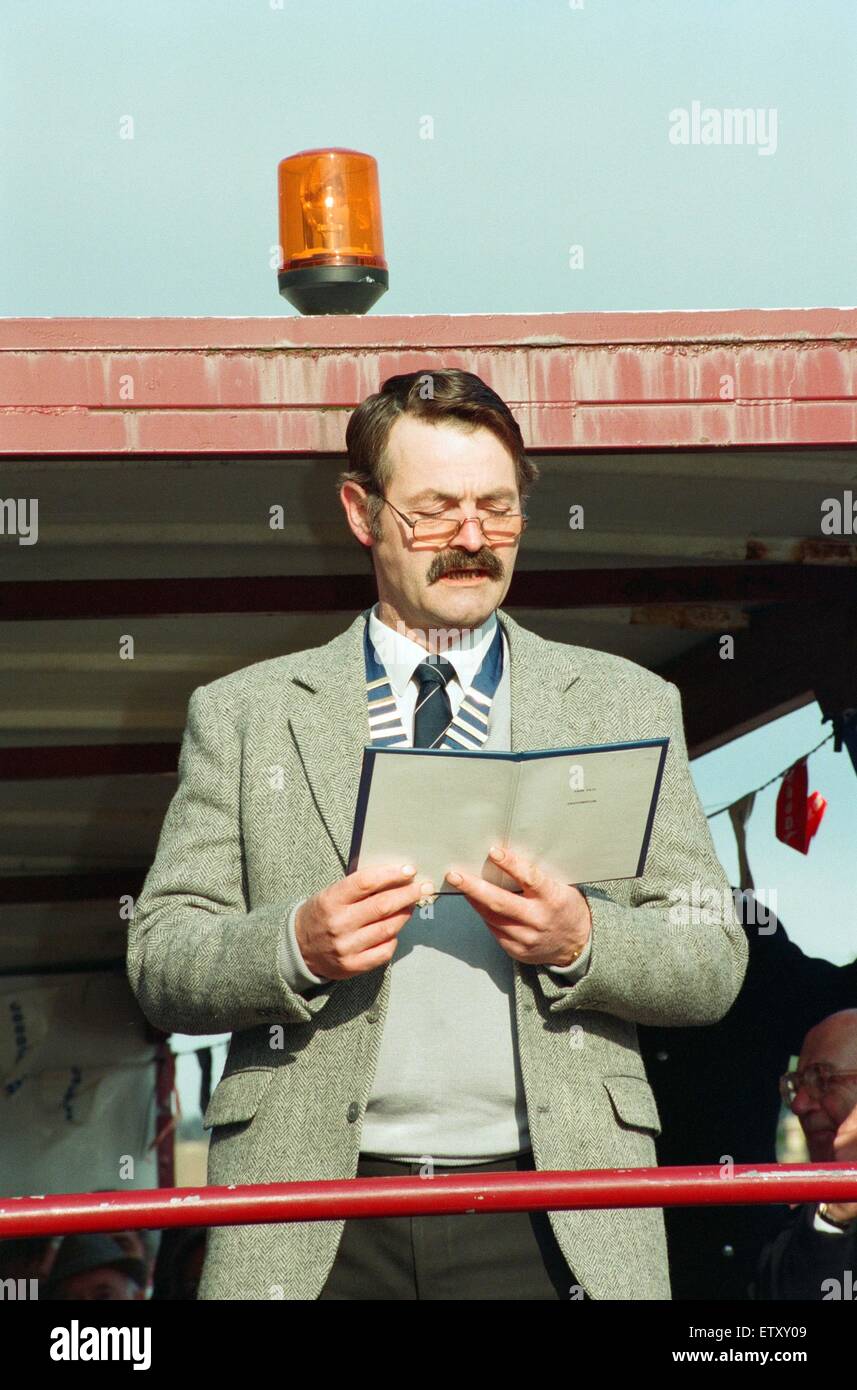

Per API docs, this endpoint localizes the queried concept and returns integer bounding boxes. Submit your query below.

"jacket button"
[656,1050,669,1061]
[346,1102,360,1123]
[722,1245,734,1258]
[366,1011,379,1024]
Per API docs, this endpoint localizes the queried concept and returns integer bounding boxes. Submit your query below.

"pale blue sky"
[2,0,856,312]
[2,2,853,1105]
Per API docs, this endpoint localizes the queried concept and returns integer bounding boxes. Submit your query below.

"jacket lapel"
[502,609,586,755]
[287,609,372,873]
[287,605,594,871]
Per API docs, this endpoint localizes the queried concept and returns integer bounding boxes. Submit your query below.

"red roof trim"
[2,311,855,453]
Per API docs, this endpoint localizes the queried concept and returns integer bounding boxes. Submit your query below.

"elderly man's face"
[791,1019,857,1162]
[55,1267,141,1300]
[343,416,522,643]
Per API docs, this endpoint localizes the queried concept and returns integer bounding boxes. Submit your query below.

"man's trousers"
[318,1150,582,1300]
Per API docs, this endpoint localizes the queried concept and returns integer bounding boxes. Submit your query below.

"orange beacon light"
[277,148,389,315]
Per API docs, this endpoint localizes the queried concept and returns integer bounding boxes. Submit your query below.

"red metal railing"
[2,1164,856,1238]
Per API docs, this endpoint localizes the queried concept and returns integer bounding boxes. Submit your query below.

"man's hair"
[339,369,539,548]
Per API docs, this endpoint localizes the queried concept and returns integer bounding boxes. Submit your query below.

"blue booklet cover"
[347,738,669,894]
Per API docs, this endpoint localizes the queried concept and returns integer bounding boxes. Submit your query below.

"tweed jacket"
[126,606,748,1300]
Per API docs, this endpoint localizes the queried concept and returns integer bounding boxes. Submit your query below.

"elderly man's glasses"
[381,496,527,544]
[779,1061,857,1108]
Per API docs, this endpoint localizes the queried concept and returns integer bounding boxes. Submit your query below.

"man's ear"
[340,484,380,576]
[340,481,374,545]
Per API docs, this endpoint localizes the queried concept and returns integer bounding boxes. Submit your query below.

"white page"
[510,744,665,884]
[350,741,666,893]
[351,749,515,892]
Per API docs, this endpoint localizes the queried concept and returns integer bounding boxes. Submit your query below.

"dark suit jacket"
[751,1202,857,1300]
[639,893,857,1300]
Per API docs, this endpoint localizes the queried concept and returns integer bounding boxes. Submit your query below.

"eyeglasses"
[381,496,527,544]
[779,1062,857,1108]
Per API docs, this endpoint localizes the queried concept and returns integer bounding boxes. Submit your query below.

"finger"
[342,864,419,902]
[348,878,430,930]
[343,864,420,901]
[350,936,402,972]
[482,922,538,961]
[482,921,520,949]
[346,909,417,956]
[487,845,548,897]
[483,918,539,949]
[446,866,535,923]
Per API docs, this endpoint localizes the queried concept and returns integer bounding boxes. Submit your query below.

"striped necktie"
[412,657,456,748]
[363,614,503,751]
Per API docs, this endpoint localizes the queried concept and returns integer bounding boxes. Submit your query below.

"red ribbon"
[775,758,827,854]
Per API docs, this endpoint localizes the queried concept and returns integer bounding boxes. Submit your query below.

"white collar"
[368,602,498,697]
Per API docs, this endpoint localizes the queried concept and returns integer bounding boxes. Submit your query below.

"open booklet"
[347,738,669,894]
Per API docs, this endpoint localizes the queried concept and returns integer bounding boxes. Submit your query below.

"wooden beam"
[2,310,855,453]
[0,872,145,904]
[3,565,857,621]
[0,743,178,779]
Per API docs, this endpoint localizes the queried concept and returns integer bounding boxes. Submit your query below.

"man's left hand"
[445,845,592,968]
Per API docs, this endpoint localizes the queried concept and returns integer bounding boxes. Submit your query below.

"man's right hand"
[824,1100,857,1225]
[294,864,434,980]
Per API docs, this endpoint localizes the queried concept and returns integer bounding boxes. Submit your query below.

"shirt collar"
[368,602,498,697]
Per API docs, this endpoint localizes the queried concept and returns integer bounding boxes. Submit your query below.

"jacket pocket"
[203,1067,275,1130]
[602,1074,662,1137]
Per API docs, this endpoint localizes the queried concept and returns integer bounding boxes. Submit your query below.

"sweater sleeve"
[279,898,334,994]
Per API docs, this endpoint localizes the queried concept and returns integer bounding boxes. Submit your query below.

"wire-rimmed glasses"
[381,496,527,544]
[779,1061,857,1109]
